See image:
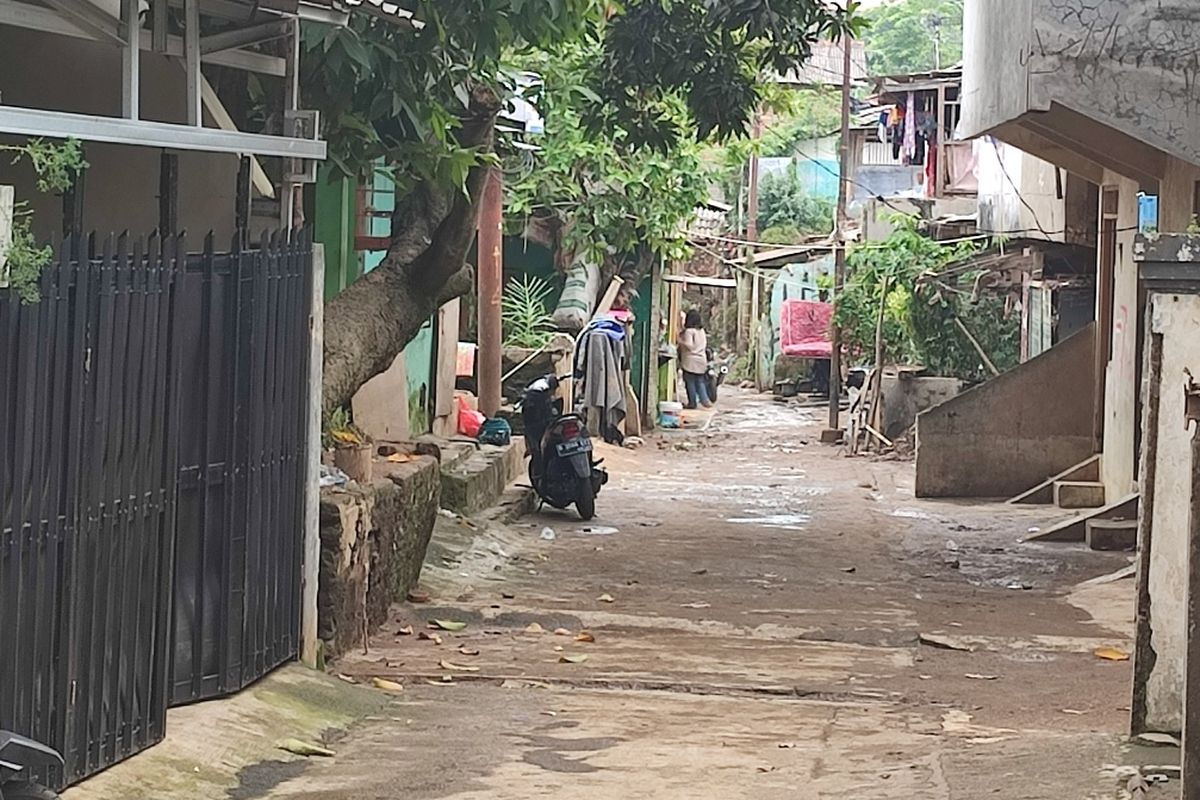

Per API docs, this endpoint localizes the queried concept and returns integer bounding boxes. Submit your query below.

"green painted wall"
[313,166,359,298]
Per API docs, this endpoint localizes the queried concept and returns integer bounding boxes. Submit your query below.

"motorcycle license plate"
[556,439,592,457]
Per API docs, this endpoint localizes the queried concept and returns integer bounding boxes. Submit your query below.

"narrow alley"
[243,391,1143,799]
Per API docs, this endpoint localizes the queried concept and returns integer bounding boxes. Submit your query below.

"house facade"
[962,0,1200,736]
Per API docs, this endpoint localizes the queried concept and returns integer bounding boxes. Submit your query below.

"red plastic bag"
[457,395,486,438]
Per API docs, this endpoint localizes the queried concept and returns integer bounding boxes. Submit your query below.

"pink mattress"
[780,299,833,359]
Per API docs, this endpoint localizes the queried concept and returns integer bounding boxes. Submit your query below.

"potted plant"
[326,407,373,484]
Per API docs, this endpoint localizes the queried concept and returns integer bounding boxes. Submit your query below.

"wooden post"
[301,242,325,668]
[826,33,853,437]
[477,167,504,417]
[1184,372,1200,800]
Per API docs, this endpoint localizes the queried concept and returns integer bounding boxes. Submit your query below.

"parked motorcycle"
[705,350,732,403]
[521,374,608,520]
[0,731,64,800]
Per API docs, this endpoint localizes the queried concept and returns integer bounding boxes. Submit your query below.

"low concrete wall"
[915,323,1096,498]
[318,455,440,659]
[880,373,962,440]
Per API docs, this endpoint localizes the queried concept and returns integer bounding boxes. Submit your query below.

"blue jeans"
[683,370,712,409]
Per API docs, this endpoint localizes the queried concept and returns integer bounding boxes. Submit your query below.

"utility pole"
[744,112,763,372]
[477,166,504,418]
[824,32,853,441]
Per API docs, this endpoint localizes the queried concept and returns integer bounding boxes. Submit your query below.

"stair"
[1025,493,1139,543]
[1086,518,1138,552]
[1054,480,1106,509]
[1008,454,1102,505]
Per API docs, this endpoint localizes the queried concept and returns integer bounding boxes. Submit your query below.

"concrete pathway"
[74,390,1158,799]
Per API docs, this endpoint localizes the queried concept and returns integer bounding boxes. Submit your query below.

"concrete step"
[1008,454,1102,505]
[1086,518,1138,552]
[1054,480,1106,509]
[1025,492,1139,543]
[440,442,524,516]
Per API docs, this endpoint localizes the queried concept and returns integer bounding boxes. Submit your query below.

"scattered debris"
[623,436,645,449]
[439,660,480,672]
[554,627,572,636]
[407,590,431,604]
[1061,709,1087,715]
[918,633,974,652]
[458,646,480,656]
[1094,646,1130,662]
[540,527,557,541]
[1005,582,1033,591]
[639,521,663,528]
[578,526,619,536]
[501,591,516,600]
[336,674,356,684]
[371,677,404,693]
[692,568,709,575]
[597,593,615,603]
[559,654,589,664]
[575,631,595,643]
[397,625,414,636]
[840,566,857,574]
[417,632,443,645]
[385,452,415,463]
[541,710,558,717]
[680,602,711,609]
[965,674,999,681]
[319,465,349,488]
[777,742,796,749]
[524,622,546,634]
[278,739,335,758]
[429,619,468,632]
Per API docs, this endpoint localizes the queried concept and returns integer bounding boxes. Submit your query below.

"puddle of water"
[726,512,812,530]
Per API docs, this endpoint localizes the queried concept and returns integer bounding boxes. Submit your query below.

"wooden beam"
[39,0,122,45]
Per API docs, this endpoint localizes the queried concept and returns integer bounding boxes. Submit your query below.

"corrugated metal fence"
[0,230,311,786]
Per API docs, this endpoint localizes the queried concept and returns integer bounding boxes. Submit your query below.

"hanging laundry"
[926,138,938,198]
[903,92,917,162]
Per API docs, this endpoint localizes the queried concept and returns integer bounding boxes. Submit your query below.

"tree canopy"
[861,0,963,76]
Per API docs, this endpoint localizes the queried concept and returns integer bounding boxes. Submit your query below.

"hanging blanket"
[780,299,834,359]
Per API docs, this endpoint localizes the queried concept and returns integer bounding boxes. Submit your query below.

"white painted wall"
[1100,173,1142,499]
[975,138,1067,241]
[1142,292,1200,731]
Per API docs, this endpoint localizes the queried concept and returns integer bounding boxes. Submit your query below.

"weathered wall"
[1100,174,1143,499]
[976,139,1066,241]
[916,324,1096,498]
[318,456,440,660]
[1025,1,1200,169]
[1159,156,1200,232]
[880,375,961,441]
[961,0,1033,139]
[1139,292,1200,733]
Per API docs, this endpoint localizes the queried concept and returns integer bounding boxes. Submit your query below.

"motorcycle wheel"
[707,376,719,403]
[575,477,596,521]
[2,782,62,800]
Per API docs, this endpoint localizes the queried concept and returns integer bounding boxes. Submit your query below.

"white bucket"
[659,401,683,428]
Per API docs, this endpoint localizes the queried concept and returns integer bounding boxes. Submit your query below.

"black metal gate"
[0,230,311,784]
[170,233,310,705]
[1,235,182,783]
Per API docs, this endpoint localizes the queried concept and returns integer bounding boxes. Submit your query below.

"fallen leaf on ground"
[554,627,572,636]
[777,743,796,749]
[559,654,589,664]
[502,592,516,600]
[575,631,595,643]
[407,590,431,603]
[429,619,468,632]
[597,593,615,603]
[840,567,857,574]
[278,739,335,758]
[965,674,999,681]
[680,602,711,609]
[541,710,557,717]
[524,622,545,634]
[397,625,414,636]
[336,674,356,684]
[425,678,455,686]
[458,646,480,656]
[439,660,480,672]
[372,677,405,693]
[386,453,415,463]
[1094,646,1130,662]
[418,632,443,645]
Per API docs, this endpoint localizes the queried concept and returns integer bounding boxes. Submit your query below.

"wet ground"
[68,390,1159,799]
[246,389,1154,799]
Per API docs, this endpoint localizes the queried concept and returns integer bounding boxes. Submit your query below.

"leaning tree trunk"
[321,88,500,417]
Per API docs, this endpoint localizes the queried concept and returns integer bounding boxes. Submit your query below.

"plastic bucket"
[659,401,683,429]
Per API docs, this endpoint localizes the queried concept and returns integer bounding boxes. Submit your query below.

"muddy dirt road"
[275,391,1144,799]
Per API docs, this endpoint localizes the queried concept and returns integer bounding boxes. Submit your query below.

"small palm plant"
[502,274,556,348]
